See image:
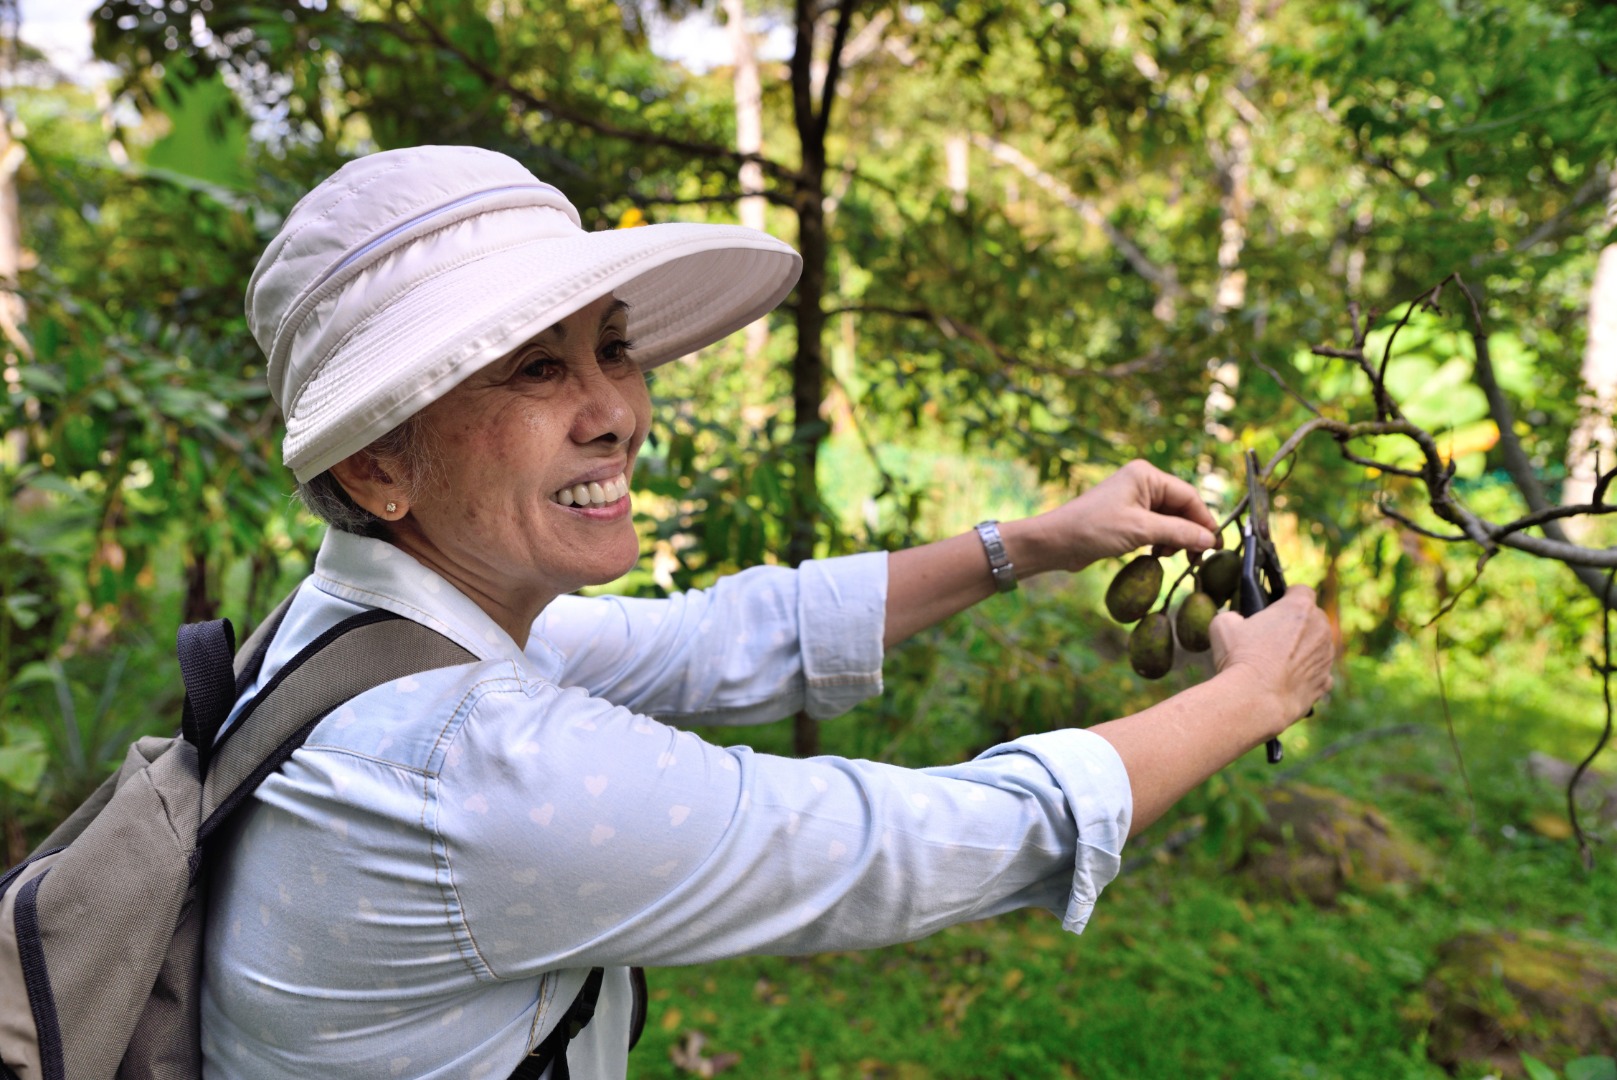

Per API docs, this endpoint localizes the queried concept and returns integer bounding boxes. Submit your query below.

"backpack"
[0,598,639,1080]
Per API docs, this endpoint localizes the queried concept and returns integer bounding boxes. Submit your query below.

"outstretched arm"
[884,459,1221,649]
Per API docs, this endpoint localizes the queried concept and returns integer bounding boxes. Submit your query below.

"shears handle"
[1238,533,1286,765]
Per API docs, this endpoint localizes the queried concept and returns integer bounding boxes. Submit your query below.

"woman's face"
[382,294,652,632]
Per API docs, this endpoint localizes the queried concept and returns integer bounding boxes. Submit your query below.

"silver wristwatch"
[975,520,1018,593]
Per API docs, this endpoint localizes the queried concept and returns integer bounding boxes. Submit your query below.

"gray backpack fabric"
[0,602,473,1080]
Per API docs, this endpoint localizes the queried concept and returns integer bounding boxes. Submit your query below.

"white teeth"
[554,473,628,507]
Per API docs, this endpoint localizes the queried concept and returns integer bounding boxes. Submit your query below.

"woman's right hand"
[1208,586,1334,735]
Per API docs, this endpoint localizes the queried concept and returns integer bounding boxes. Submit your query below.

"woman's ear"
[329,451,409,521]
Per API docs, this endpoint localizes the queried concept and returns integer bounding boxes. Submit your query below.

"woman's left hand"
[1016,459,1221,576]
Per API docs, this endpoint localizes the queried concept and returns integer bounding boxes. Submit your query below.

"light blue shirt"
[201,529,1132,1079]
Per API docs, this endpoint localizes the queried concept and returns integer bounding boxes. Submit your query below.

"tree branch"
[1451,274,1617,601]
[969,134,1180,304]
[824,303,1167,379]
[389,1,804,188]
[814,0,858,146]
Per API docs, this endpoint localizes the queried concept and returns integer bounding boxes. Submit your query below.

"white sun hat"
[246,144,803,483]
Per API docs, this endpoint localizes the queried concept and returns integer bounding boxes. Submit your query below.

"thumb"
[1209,609,1244,649]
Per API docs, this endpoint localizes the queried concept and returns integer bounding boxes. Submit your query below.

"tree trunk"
[1200,0,1258,496]
[1560,163,1617,539]
[788,0,836,758]
[724,0,770,364]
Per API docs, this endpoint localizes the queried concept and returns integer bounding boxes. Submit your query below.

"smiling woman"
[327,294,653,643]
[199,145,1333,1080]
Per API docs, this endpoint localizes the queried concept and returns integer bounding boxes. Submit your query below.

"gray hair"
[296,416,439,538]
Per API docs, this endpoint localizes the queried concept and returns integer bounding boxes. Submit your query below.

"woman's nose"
[571,362,639,446]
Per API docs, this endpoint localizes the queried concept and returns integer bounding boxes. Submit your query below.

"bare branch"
[824,303,1166,381]
[1249,353,1323,418]
[1513,161,1612,254]
[969,134,1181,306]
[1378,503,1468,542]
[1340,448,1423,478]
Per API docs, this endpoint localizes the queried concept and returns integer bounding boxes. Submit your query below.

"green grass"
[642,618,1617,1079]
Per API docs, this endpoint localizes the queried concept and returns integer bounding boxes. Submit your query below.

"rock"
[1235,783,1432,905]
[1527,752,1617,828]
[1422,928,1617,1077]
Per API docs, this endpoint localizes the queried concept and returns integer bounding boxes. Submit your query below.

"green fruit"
[1128,612,1175,679]
[1176,592,1217,653]
[1199,549,1241,607]
[1105,556,1164,623]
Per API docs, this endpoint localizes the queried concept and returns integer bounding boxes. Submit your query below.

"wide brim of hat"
[283,221,801,483]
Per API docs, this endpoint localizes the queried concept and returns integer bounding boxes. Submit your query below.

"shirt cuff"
[796,552,887,720]
[979,728,1132,934]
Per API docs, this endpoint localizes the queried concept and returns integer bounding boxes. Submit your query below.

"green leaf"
[0,735,48,795]
[1567,1058,1617,1080]
[3,593,43,630]
[144,56,254,192]
[1521,1054,1560,1080]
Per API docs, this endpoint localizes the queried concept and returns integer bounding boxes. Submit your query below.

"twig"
[1421,556,1490,628]
[1249,353,1323,418]
[1339,447,1424,479]
[1374,286,1436,421]
[1432,626,1479,832]
[1571,566,1617,872]
[1378,503,1469,542]
[1271,723,1425,782]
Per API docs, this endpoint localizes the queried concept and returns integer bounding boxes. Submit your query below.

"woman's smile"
[551,470,630,510]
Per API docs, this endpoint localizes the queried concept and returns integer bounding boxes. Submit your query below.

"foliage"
[4,0,1617,1067]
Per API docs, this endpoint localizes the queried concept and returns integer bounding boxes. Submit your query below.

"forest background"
[3,0,1617,1077]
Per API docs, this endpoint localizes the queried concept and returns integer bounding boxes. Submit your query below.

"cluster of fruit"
[1104,547,1242,679]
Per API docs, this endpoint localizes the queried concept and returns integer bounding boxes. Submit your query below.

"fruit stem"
[1161,558,1196,614]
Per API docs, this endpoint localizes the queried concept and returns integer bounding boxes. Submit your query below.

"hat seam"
[256,156,413,307]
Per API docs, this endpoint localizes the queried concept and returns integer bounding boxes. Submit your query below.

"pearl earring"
[385,501,397,515]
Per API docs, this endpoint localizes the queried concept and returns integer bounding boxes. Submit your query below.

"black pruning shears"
[1239,449,1288,765]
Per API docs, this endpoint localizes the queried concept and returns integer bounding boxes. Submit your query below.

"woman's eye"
[600,338,636,365]
[520,355,562,380]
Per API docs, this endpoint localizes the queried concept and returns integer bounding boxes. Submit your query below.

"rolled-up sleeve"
[976,729,1132,932]
[532,553,886,724]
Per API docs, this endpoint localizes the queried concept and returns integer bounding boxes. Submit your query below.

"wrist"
[1213,662,1290,741]
[997,517,1062,579]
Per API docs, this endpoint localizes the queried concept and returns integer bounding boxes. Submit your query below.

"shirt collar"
[310,528,553,671]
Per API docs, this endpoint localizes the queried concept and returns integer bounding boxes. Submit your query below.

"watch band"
[974,520,1018,593]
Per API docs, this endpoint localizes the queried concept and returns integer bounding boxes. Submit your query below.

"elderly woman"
[203,146,1333,1079]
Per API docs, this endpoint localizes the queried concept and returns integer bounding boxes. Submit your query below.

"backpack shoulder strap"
[197,610,475,842]
[177,619,236,776]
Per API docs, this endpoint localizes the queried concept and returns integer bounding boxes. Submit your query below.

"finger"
[1149,514,1218,554]
[1145,468,1221,533]
[1278,584,1318,607]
